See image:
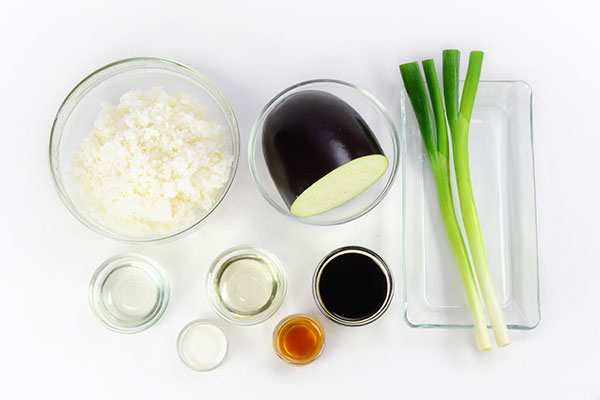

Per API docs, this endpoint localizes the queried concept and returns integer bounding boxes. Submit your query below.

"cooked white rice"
[72,87,233,237]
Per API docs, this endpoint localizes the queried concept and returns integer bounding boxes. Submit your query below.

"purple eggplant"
[262,90,388,217]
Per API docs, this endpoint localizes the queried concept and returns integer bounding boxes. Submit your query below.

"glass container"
[313,246,393,326]
[49,57,240,243]
[402,81,540,330]
[248,79,400,226]
[176,320,228,372]
[88,253,170,333]
[206,245,286,325]
[273,314,325,366]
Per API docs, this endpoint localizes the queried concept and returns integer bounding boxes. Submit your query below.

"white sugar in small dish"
[177,320,228,372]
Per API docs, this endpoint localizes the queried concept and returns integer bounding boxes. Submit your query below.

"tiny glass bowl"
[248,79,400,226]
[206,245,287,325]
[176,319,228,372]
[88,253,170,333]
[272,314,325,366]
[49,57,240,243]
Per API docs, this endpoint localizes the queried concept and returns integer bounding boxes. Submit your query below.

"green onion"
[443,50,511,347]
[400,61,492,351]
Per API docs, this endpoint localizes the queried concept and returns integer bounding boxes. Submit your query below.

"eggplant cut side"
[262,90,388,217]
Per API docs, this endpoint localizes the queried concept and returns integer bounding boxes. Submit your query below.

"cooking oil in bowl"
[207,246,286,325]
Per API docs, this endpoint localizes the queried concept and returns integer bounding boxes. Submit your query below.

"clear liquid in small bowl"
[89,253,169,333]
[101,265,159,322]
[213,255,280,317]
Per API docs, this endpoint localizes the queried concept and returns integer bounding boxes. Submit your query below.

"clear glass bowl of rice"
[49,57,240,243]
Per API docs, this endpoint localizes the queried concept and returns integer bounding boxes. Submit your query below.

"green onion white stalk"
[400,49,511,350]
[400,61,492,351]
[443,50,511,347]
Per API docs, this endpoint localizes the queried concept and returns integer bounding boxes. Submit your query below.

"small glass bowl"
[248,79,400,226]
[49,57,240,243]
[313,246,394,326]
[206,245,287,325]
[272,314,325,366]
[88,253,170,333]
[176,319,228,372]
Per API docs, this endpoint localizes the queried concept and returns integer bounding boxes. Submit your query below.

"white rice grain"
[72,87,233,237]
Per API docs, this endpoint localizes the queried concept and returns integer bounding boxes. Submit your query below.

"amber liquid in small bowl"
[273,314,324,365]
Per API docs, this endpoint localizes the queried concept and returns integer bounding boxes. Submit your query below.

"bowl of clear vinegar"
[207,245,287,325]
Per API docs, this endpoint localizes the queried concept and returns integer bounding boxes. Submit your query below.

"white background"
[1,0,598,398]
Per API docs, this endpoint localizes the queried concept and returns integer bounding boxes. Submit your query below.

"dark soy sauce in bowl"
[313,246,393,326]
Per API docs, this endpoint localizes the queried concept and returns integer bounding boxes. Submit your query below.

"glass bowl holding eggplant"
[248,79,400,226]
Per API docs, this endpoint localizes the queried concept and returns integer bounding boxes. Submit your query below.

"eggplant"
[262,90,388,217]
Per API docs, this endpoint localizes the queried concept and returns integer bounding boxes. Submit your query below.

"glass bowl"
[49,57,240,243]
[88,253,170,334]
[272,314,325,366]
[248,79,400,226]
[312,246,394,326]
[176,319,228,372]
[206,245,286,325]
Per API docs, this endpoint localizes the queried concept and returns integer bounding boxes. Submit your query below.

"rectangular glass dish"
[402,81,540,330]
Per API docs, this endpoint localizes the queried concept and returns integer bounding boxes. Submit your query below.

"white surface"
[1,0,598,398]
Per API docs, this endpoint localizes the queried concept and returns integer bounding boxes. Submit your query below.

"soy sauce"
[315,247,392,324]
